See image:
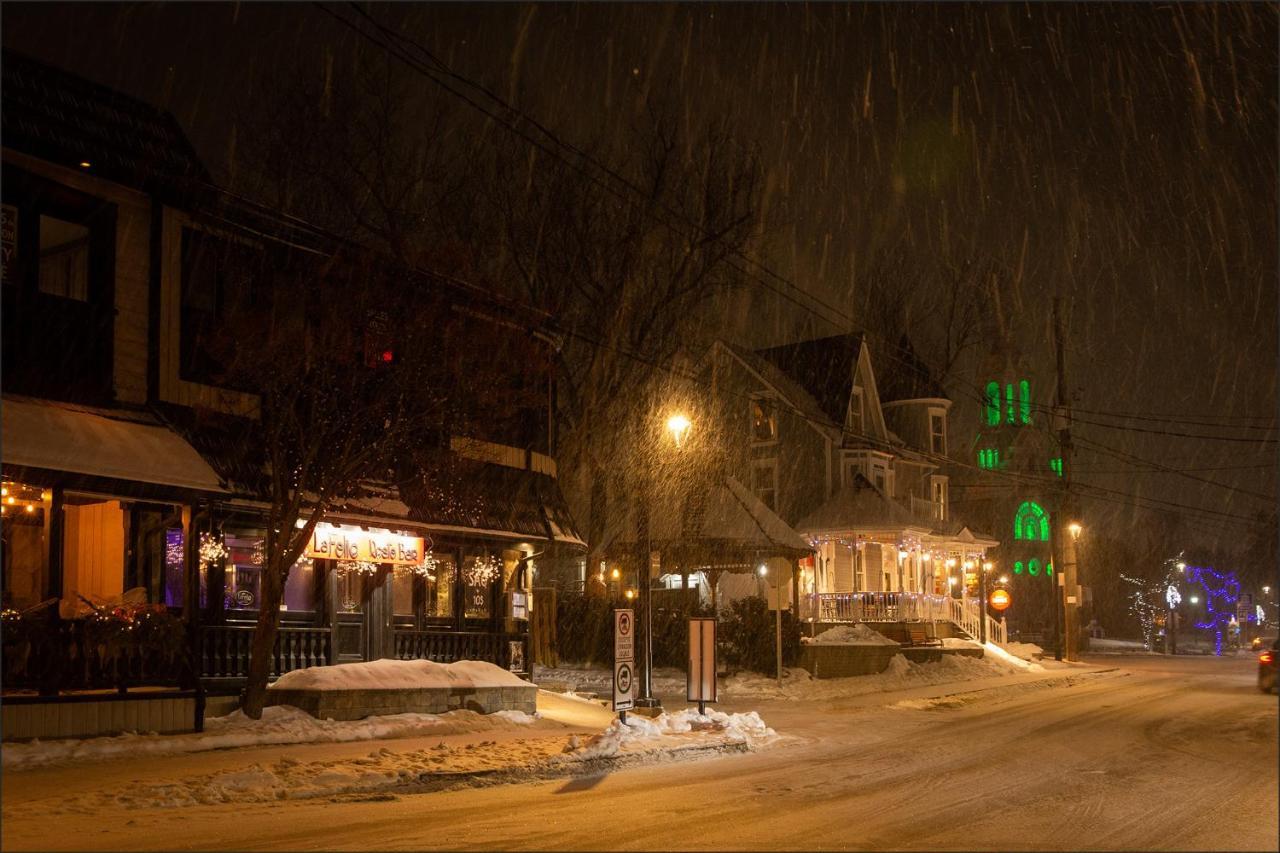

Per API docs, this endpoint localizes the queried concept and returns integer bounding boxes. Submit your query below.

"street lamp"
[666,413,692,448]
[758,563,783,688]
[1068,521,1082,539]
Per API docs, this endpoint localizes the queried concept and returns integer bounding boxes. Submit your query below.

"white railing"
[808,591,1007,644]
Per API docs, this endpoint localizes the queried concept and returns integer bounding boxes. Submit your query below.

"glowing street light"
[1068,522,1083,539]
[666,413,692,448]
[757,564,768,577]
[1176,562,1186,573]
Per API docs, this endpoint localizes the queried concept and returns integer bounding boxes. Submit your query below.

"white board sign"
[613,608,635,712]
[687,618,717,704]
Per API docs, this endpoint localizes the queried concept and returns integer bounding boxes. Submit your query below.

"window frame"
[749,394,779,446]
[751,457,779,512]
[928,407,947,456]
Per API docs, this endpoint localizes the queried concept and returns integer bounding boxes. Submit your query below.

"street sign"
[687,618,717,709]
[1237,593,1253,623]
[613,608,635,712]
[989,588,1011,612]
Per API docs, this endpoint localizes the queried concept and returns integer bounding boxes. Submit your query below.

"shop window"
[129,506,182,608]
[224,534,264,612]
[750,397,778,444]
[463,554,498,619]
[336,566,366,613]
[163,528,185,609]
[38,215,90,301]
[284,557,317,612]
[392,567,415,617]
[428,555,456,619]
[60,496,127,617]
[1,481,49,609]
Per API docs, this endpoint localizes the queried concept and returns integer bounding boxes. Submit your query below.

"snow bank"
[1000,641,1044,661]
[801,624,898,646]
[982,641,1044,672]
[269,658,533,691]
[559,708,778,761]
[2,705,538,772]
[941,637,982,649]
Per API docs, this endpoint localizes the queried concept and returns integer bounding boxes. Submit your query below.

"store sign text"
[306,524,424,566]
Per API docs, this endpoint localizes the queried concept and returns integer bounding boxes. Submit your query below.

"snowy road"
[3,654,1275,851]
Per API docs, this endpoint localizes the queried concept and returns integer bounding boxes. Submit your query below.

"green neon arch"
[1013,501,1050,541]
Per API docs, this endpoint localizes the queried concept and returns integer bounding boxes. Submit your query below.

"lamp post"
[637,412,692,710]
[760,563,782,689]
[1064,521,1083,662]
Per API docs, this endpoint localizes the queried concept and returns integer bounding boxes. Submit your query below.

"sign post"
[687,618,717,716]
[613,608,635,721]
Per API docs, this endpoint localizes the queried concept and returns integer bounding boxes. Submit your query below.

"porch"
[801,591,1008,645]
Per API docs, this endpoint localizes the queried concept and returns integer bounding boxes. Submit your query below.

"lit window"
[985,382,1001,426]
[1019,380,1031,424]
[1014,561,1024,575]
[1005,384,1015,424]
[1050,457,1063,477]
[750,397,778,444]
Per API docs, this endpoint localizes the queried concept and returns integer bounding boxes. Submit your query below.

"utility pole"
[1052,297,1080,662]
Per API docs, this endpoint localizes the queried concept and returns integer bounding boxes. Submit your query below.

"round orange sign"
[989,589,1012,611]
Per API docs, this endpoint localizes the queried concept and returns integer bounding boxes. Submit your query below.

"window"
[978,448,1001,469]
[929,409,946,455]
[392,567,415,617]
[38,215,89,300]
[1005,383,1015,424]
[1050,457,1063,477]
[984,382,1001,426]
[463,554,494,619]
[750,396,778,444]
[284,556,317,612]
[224,534,264,612]
[1014,561,1024,575]
[1027,558,1041,577]
[428,555,456,619]
[1013,501,1050,541]
[1,481,48,610]
[752,459,778,511]
[871,460,888,492]
[1019,380,1031,424]
[180,227,261,388]
[932,478,947,521]
[849,388,864,433]
[60,495,128,618]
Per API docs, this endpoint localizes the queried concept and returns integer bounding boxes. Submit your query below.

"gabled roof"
[2,50,210,197]
[795,472,931,534]
[716,341,840,441]
[755,333,864,426]
[871,334,949,403]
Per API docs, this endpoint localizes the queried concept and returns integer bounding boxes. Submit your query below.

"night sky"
[4,2,1276,556]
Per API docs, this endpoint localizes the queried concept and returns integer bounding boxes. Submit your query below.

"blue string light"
[1185,565,1240,656]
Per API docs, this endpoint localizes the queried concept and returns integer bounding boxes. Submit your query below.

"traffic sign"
[613,608,635,712]
[989,588,1011,612]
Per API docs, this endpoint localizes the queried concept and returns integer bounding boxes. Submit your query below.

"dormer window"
[849,387,864,433]
[750,396,777,444]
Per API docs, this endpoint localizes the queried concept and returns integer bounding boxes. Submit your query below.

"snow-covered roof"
[795,473,930,535]
[2,396,227,493]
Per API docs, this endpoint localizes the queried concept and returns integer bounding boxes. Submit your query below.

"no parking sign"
[613,609,635,712]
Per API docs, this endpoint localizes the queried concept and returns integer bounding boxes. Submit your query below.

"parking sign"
[613,609,635,712]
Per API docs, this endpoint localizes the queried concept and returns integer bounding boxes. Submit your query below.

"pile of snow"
[1000,641,1044,661]
[982,641,1044,672]
[270,658,533,691]
[723,651,1038,701]
[534,664,686,695]
[2,705,538,772]
[801,624,898,646]
[941,637,982,649]
[559,708,778,762]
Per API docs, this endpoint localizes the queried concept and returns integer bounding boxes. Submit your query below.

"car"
[1259,638,1278,694]
[1250,634,1276,652]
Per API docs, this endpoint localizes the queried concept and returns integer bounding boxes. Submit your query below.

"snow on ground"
[1000,641,1044,661]
[982,641,1045,672]
[2,704,539,772]
[801,624,898,645]
[941,637,982,649]
[722,650,1036,701]
[534,664,686,695]
[558,708,778,762]
[269,658,533,691]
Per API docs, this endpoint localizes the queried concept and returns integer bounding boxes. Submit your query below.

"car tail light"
[1262,651,1275,664]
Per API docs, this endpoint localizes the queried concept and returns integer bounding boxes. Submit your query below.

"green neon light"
[1014,500,1050,541]
[1028,558,1041,576]
[985,381,1000,426]
[1050,457,1063,477]
[1019,380,1031,424]
[1005,383,1015,423]
[1014,561,1024,575]
[1046,562,1054,576]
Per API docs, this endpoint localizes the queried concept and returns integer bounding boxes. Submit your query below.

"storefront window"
[463,554,497,619]
[336,565,365,613]
[1,481,48,610]
[283,556,316,613]
[392,567,415,618]
[61,494,128,617]
[428,555,456,619]
[163,528,184,608]
[223,534,264,612]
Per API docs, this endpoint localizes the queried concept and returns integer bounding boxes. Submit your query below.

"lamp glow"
[666,413,692,448]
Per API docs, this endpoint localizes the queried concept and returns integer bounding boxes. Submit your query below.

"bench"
[905,627,943,647]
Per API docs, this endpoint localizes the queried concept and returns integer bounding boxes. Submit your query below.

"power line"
[1074,436,1278,503]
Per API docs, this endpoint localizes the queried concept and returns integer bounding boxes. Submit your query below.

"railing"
[394,629,529,673]
[2,614,196,693]
[199,624,332,680]
[808,592,1007,644]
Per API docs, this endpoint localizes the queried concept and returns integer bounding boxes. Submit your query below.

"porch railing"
[394,629,529,673]
[199,624,332,680]
[807,592,1007,644]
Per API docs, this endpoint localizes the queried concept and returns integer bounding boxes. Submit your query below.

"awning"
[2,397,227,493]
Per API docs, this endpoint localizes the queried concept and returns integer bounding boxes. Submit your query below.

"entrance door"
[328,563,396,664]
